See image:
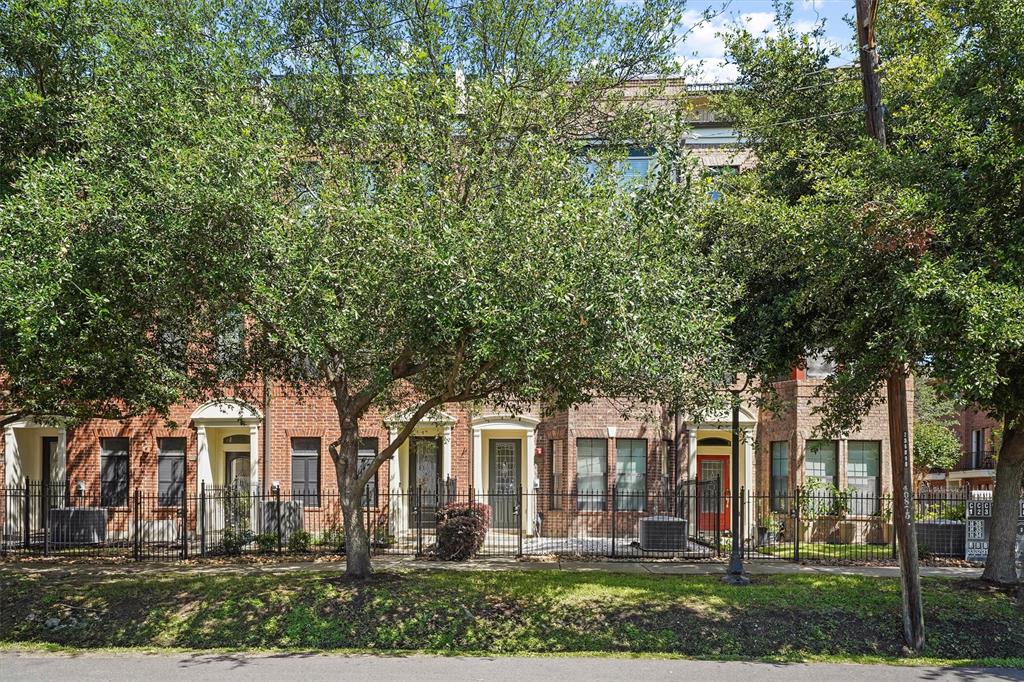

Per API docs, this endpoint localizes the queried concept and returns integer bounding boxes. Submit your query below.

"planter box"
[261,500,305,542]
[800,517,840,543]
[915,520,965,558]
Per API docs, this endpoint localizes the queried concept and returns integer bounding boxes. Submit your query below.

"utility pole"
[855,0,925,652]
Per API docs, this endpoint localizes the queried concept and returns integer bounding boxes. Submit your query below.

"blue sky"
[674,0,857,82]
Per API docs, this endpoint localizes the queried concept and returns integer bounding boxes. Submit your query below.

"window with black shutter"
[158,438,186,506]
[358,437,379,507]
[291,437,320,507]
[101,437,129,507]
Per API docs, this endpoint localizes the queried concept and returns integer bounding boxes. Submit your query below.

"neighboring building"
[0,83,908,549]
[924,406,998,491]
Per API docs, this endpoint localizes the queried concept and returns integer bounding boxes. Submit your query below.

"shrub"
[287,530,311,553]
[320,524,345,554]
[254,532,279,554]
[434,502,490,561]
[220,527,250,556]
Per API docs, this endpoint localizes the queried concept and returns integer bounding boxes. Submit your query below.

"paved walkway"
[2,651,1021,681]
[0,555,984,579]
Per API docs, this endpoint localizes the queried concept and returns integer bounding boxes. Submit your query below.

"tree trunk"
[342,493,372,578]
[981,416,1024,586]
[329,416,374,578]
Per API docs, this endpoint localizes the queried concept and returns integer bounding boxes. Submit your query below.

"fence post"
[793,487,801,563]
[416,485,423,557]
[715,478,721,557]
[275,485,283,554]
[42,482,50,557]
[22,484,30,551]
[610,484,617,558]
[517,485,523,558]
[200,481,207,558]
[180,481,189,560]
[739,486,745,560]
[133,489,141,561]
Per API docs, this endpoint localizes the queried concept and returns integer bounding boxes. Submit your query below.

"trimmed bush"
[435,502,490,561]
[319,524,345,554]
[287,530,311,553]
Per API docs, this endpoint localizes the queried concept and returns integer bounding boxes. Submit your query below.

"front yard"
[1,568,1021,666]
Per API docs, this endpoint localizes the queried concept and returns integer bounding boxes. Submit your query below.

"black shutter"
[291,438,320,507]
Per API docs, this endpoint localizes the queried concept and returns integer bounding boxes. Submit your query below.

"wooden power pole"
[855,0,925,652]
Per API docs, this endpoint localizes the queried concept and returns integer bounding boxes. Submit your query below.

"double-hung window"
[804,440,837,514]
[157,437,186,506]
[291,438,321,507]
[770,441,789,512]
[615,438,646,511]
[847,441,881,515]
[101,437,130,507]
[577,438,608,511]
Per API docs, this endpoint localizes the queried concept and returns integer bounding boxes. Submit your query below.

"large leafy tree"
[250,0,734,577]
[707,0,1023,586]
[0,0,287,428]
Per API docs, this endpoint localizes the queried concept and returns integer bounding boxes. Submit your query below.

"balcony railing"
[952,450,996,472]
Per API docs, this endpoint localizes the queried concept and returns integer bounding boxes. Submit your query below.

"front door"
[409,437,442,527]
[40,436,59,530]
[697,455,730,532]
[489,439,521,529]
[225,452,251,491]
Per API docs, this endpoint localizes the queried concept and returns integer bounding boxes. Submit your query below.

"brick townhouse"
[923,406,999,491]
[1,82,909,545]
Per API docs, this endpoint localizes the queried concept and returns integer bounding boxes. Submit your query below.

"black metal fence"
[0,480,976,563]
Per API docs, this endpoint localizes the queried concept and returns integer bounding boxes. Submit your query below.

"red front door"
[697,455,730,532]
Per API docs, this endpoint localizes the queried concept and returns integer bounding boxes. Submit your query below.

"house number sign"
[965,491,1024,562]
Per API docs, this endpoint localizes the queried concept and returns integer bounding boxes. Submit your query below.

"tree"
[705,0,1023,589]
[912,381,960,479]
[249,0,734,577]
[0,0,287,428]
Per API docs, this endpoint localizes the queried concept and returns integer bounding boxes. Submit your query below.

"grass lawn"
[1,568,1021,666]
[756,542,893,560]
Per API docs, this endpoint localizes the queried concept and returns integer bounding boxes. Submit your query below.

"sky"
[674,0,857,83]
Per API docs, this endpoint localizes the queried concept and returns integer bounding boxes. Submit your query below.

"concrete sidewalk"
[3,651,1021,681]
[0,555,984,579]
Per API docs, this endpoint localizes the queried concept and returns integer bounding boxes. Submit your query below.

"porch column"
[442,424,452,481]
[687,429,698,480]
[388,426,403,532]
[525,428,537,535]
[53,429,68,485]
[743,429,755,540]
[196,425,213,493]
[4,426,17,489]
[472,427,483,492]
[248,425,260,493]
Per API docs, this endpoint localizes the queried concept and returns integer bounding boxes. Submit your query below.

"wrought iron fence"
[0,479,979,563]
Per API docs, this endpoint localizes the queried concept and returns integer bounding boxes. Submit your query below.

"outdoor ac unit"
[638,515,688,552]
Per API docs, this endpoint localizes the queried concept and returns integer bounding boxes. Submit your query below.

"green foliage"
[914,422,962,473]
[218,527,250,556]
[254,532,279,554]
[287,530,311,554]
[318,525,346,554]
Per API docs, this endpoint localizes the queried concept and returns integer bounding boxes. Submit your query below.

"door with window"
[409,436,442,527]
[489,440,521,529]
[697,455,730,532]
[225,453,251,491]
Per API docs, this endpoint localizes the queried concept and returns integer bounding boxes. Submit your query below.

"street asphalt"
[2,652,1022,681]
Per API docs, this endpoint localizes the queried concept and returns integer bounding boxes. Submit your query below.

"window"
[805,352,837,379]
[847,441,881,515]
[583,148,654,190]
[550,440,563,510]
[971,429,984,467]
[100,438,129,507]
[157,438,186,506]
[770,441,789,512]
[615,438,647,511]
[291,438,320,507]
[358,437,378,507]
[805,440,838,488]
[576,438,608,511]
